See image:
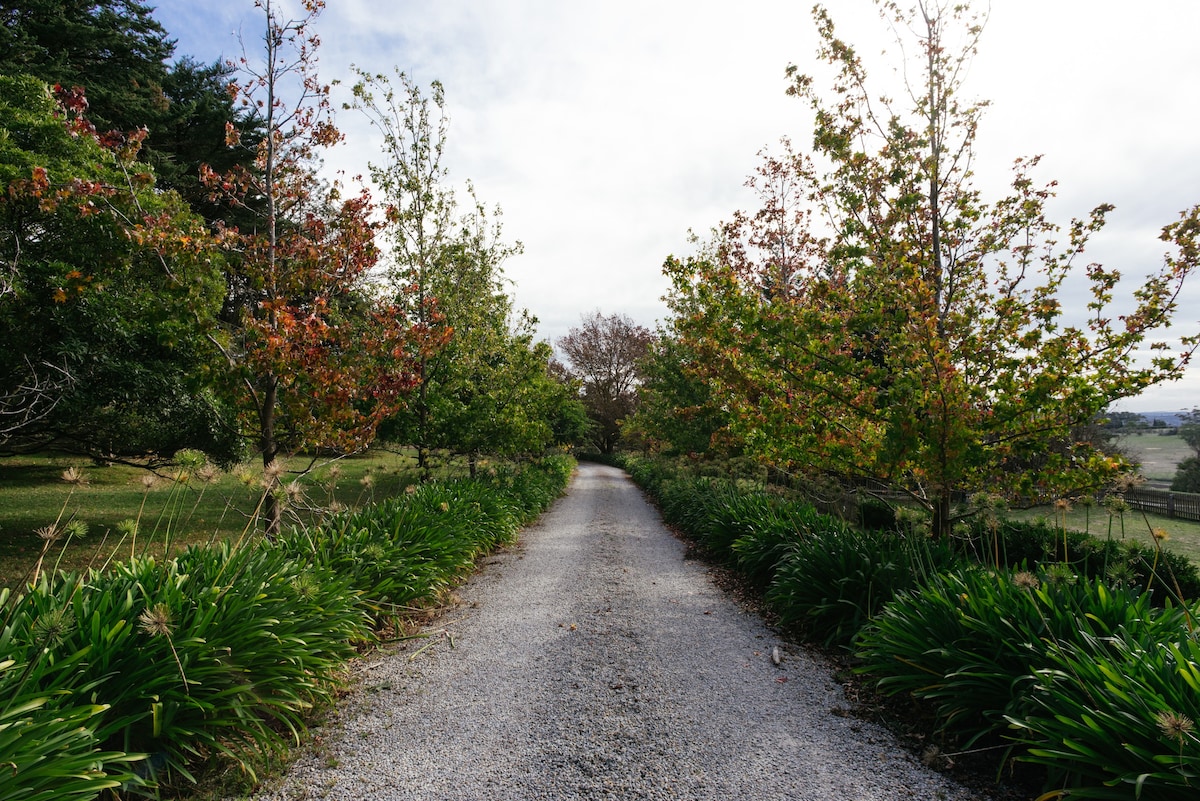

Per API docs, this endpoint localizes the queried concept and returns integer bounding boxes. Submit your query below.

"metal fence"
[1125,487,1200,522]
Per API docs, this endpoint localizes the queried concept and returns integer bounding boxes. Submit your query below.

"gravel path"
[254,463,999,800]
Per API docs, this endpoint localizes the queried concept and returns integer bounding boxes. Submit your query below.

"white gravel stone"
[251,463,1001,801]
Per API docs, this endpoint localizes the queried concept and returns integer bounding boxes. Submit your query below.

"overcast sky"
[150,0,1200,413]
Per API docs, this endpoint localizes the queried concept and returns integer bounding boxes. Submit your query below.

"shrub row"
[857,568,1200,799]
[621,454,1200,800]
[0,454,574,799]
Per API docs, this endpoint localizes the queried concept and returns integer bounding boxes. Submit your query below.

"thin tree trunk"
[261,377,281,538]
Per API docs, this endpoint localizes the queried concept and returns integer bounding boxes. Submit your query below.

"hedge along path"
[254,463,997,801]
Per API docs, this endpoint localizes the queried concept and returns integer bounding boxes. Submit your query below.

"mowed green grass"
[1006,502,1200,567]
[0,449,452,590]
[1117,431,1194,482]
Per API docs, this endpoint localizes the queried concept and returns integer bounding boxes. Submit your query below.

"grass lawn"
[1116,431,1193,482]
[1006,502,1200,567]
[0,448,467,591]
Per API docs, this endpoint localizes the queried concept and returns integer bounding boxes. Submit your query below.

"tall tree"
[0,0,174,136]
[153,56,266,231]
[0,1,264,229]
[413,204,570,471]
[349,67,456,473]
[0,74,233,463]
[351,68,575,472]
[664,1,1199,536]
[557,311,652,454]
[202,0,426,534]
[624,330,733,457]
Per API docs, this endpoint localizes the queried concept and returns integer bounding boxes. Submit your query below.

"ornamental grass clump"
[731,499,838,587]
[480,454,574,523]
[0,543,368,791]
[0,587,144,800]
[766,524,963,648]
[281,457,573,620]
[854,567,1192,752]
[1006,630,1200,800]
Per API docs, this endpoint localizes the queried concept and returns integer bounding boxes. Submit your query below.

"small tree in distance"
[557,311,653,454]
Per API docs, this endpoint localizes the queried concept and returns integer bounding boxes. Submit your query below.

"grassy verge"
[0,454,576,800]
[1005,503,1200,566]
[1117,431,1192,482]
[0,448,470,590]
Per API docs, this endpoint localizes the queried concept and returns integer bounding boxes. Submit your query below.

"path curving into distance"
[255,462,999,801]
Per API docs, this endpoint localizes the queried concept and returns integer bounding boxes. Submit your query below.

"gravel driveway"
[255,463,999,800]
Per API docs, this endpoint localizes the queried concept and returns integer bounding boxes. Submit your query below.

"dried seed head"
[140,473,158,490]
[360,473,375,488]
[1112,472,1146,493]
[1054,498,1072,512]
[264,460,286,481]
[1104,495,1128,515]
[138,603,174,638]
[1152,528,1170,543]
[1156,710,1195,743]
[61,466,89,486]
[36,524,60,543]
[285,480,304,503]
[1012,571,1040,590]
[328,465,342,480]
[196,464,221,484]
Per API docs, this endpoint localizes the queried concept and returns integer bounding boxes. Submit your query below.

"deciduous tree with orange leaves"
[664,0,1199,537]
[202,0,431,534]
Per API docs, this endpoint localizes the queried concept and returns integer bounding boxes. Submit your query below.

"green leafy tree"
[1177,408,1200,457]
[0,74,233,463]
[154,56,266,231]
[1171,457,1200,493]
[0,0,173,136]
[0,1,265,228]
[350,68,577,471]
[625,330,733,457]
[418,215,574,471]
[556,311,653,454]
[349,67,455,473]
[663,1,1199,537]
[201,0,426,534]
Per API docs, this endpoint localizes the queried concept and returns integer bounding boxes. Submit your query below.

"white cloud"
[154,0,1200,412]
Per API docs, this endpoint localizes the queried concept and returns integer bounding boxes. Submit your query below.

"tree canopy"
[557,311,652,454]
[196,0,431,533]
[0,74,234,463]
[351,68,583,470]
[659,0,1199,535]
